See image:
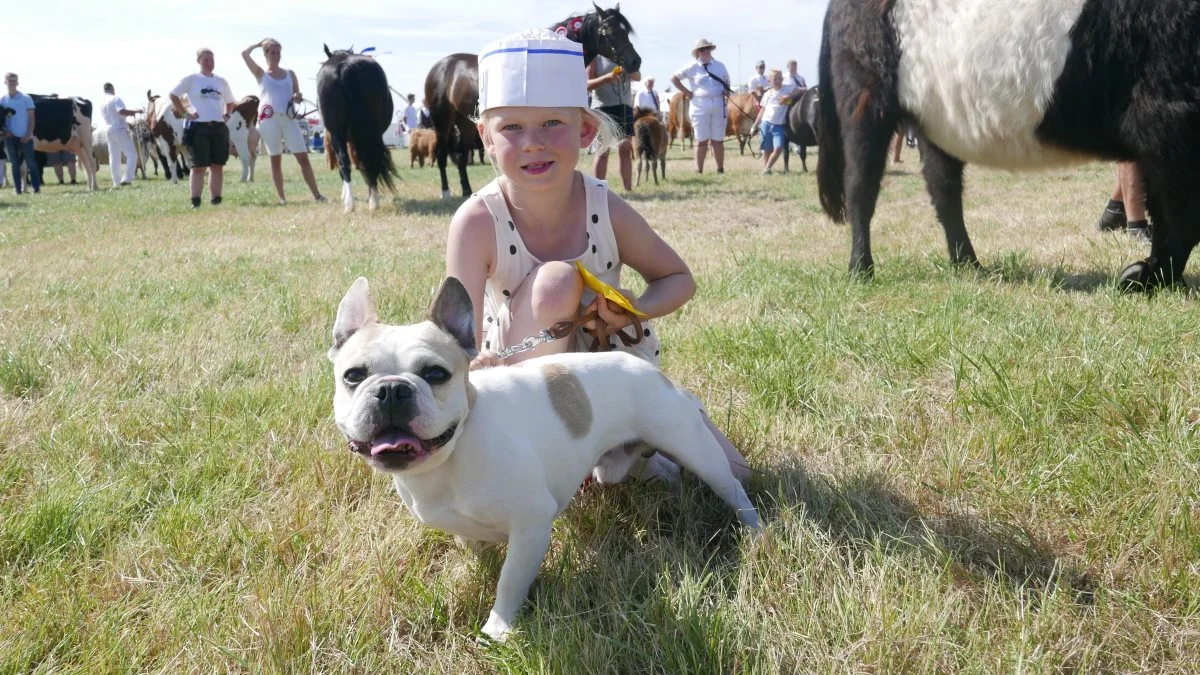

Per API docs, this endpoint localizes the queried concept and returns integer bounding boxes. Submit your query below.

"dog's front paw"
[481,612,512,641]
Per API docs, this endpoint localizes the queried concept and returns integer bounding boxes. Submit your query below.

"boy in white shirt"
[170,48,235,208]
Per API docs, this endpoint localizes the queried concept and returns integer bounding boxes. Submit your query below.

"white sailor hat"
[478,28,588,112]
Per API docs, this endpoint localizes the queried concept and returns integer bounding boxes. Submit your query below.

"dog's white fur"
[893,0,1091,169]
[329,277,760,640]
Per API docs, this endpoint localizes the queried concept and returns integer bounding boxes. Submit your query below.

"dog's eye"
[343,367,367,386]
[421,366,450,384]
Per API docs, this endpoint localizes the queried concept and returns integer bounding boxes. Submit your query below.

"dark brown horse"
[783,86,819,172]
[425,3,641,200]
[317,45,397,213]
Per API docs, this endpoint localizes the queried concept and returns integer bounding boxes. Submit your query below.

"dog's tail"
[816,4,846,224]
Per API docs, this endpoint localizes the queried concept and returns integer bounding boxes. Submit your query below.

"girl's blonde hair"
[261,38,281,52]
[476,106,625,165]
[768,68,782,79]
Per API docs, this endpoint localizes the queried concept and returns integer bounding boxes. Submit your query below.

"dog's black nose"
[374,380,414,404]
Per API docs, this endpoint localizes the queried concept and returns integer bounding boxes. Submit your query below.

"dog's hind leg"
[639,403,761,528]
[482,522,553,641]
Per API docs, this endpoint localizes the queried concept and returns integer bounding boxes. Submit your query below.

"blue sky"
[2,0,826,116]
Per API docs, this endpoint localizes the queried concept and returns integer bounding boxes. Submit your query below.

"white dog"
[329,277,761,640]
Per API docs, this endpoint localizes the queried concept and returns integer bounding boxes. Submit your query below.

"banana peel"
[575,261,648,318]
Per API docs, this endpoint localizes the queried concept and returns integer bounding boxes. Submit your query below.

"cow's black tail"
[816,5,846,223]
[343,61,397,193]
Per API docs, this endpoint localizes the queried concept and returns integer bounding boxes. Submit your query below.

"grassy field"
[1,144,1198,672]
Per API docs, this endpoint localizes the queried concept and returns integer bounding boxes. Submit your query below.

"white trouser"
[108,128,137,185]
[688,96,727,143]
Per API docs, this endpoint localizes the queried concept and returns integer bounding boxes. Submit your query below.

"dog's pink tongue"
[370,429,422,456]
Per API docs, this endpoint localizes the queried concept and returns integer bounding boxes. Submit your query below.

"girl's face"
[770,73,783,89]
[480,107,597,189]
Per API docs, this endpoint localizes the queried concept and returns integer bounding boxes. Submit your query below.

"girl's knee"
[529,261,583,321]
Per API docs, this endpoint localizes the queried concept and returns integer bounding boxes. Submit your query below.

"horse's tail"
[816,6,846,224]
[343,65,397,193]
[635,118,654,160]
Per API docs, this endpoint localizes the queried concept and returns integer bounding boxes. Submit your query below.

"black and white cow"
[13,95,99,190]
[818,0,1200,291]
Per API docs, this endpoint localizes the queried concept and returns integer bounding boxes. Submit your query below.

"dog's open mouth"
[349,423,458,463]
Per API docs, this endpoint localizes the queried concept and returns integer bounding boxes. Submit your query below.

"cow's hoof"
[1117,258,1158,293]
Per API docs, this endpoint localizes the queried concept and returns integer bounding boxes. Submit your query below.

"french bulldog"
[328,276,761,640]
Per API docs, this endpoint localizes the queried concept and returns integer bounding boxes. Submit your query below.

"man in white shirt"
[634,77,661,115]
[671,38,730,174]
[170,48,235,208]
[401,94,419,148]
[748,60,769,99]
[100,83,142,187]
[785,60,808,90]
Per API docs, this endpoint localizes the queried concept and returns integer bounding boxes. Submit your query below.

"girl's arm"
[241,43,265,82]
[444,196,498,349]
[603,192,696,326]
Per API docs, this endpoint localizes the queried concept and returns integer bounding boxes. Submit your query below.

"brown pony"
[725,93,759,157]
[632,107,667,186]
[667,91,693,150]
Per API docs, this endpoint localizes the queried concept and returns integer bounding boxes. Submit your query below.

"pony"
[725,92,760,157]
[783,86,819,173]
[667,91,693,150]
[632,107,667,186]
[317,45,397,213]
[424,3,641,199]
[818,0,1200,291]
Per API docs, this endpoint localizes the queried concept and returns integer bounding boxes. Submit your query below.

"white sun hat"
[478,28,588,112]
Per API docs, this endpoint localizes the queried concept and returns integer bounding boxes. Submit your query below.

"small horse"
[425,3,641,200]
[783,86,819,173]
[725,92,759,157]
[819,0,1200,291]
[667,91,693,150]
[632,107,667,186]
[317,45,397,213]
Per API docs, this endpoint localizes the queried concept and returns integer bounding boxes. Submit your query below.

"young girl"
[445,29,750,482]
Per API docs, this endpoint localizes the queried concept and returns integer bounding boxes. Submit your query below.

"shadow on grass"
[0,200,29,209]
[757,463,1097,607]
[396,197,465,217]
[973,258,1117,294]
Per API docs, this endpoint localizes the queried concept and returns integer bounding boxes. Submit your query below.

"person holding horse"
[170,48,235,208]
[587,54,639,191]
[750,69,795,175]
[671,39,731,174]
[446,28,751,482]
[242,38,325,205]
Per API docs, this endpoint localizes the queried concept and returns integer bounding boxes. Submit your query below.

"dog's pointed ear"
[323,44,333,59]
[428,277,478,358]
[329,277,376,360]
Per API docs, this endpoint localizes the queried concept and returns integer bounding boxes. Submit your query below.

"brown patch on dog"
[542,363,592,438]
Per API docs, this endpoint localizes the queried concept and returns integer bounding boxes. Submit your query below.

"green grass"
[1,146,1198,672]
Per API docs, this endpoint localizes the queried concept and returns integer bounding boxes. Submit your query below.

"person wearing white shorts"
[671,38,730,174]
[241,38,325,205]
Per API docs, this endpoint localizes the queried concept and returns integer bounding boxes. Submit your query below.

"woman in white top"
[242,38,325,205]
[670,38,730,174]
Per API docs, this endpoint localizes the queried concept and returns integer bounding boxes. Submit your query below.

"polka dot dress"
[476,173,661,366]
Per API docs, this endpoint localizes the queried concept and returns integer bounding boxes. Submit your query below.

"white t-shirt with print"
[170,73,235,123]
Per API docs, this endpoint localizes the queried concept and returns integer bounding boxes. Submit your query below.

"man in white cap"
[671,38,731,174]
[748,60,768,100]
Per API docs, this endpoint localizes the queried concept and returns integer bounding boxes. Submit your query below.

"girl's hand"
[470,351,502,370]
[292,91,303,103]
[585,295,635,332]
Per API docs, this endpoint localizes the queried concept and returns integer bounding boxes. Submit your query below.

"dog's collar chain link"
[494,309,645,361]
[494,320,576,360]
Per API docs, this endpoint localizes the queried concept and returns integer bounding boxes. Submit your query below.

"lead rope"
[494,309,644,360]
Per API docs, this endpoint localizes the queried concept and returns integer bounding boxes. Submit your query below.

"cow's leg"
[75,135,98,192]
[919,138,978,268]
[1120,162,1200,291]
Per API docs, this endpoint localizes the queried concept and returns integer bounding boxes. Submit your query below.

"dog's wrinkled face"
[329,277,478,475]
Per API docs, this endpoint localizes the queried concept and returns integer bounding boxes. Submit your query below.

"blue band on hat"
[480,47,584,60]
